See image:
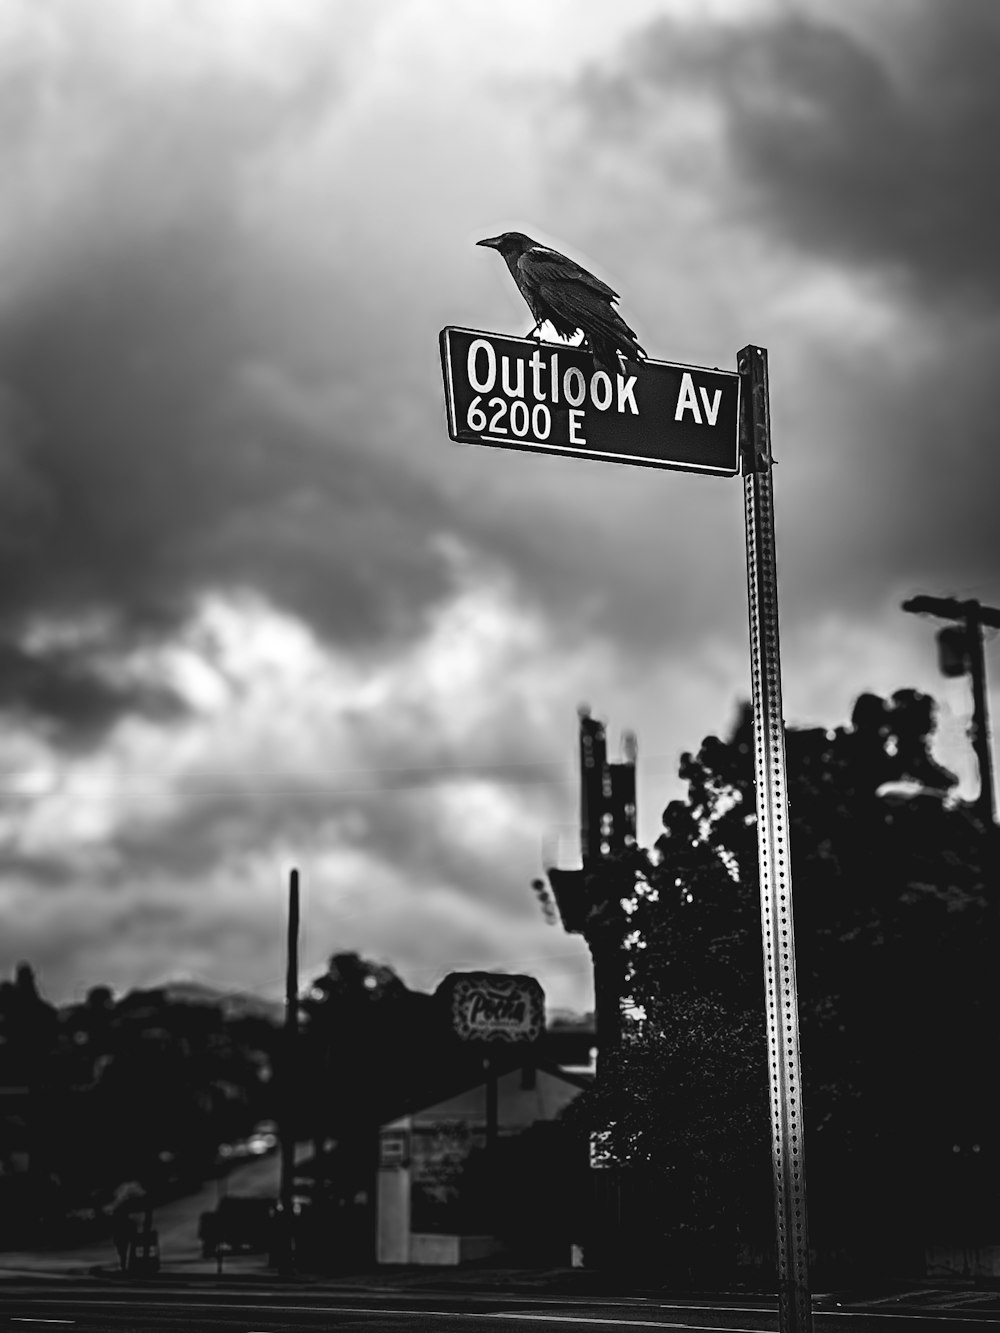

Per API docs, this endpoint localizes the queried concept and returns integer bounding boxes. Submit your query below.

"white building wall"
[376,1118,411,1264]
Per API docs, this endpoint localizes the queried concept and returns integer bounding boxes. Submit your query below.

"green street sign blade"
[440,326,740,476]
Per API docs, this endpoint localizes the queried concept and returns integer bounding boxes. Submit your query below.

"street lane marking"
[495,1317,762,1330]
[0,1303,759,1331]
[815,1311,1000,1325]
[501,1311,1000,1329]
[859,1289,941,1306]
[7,1296,1000,1328]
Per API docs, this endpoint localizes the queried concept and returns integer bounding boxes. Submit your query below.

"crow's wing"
[530,274,641,344]
[517,246,620,303]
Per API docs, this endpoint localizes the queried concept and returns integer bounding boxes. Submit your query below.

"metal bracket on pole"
[738,345,812,1333]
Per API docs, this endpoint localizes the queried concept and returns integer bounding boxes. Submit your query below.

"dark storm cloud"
[777,347,1000,603]
[563,2,1000,624]
[0,37,453,739]
[0,639,183,743]
[579,2,1000,309]
[0,849,83,890]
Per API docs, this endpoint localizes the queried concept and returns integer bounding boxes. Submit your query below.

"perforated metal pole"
[738,345,812,1333]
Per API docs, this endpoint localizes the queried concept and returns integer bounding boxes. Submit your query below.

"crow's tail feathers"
[590,333,646,376]
[591,340,645,376]
[587,305,646,376]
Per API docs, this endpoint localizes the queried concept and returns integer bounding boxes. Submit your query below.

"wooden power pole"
[903,595,1000,826]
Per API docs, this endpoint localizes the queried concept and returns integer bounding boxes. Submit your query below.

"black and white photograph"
[1,3,998,1331]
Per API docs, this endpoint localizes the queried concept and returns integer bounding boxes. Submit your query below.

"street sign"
[437,318,812,1332]
[440,326,740,476]
[438,971,545,1043]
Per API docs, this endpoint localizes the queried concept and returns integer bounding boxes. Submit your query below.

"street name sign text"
[440,326,740,475]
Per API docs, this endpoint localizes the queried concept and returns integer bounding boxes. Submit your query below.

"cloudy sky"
[1,0,998,1015]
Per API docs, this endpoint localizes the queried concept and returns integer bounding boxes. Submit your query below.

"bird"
[476,231,646,375]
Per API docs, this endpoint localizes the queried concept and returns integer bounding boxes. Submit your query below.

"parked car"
[216,1125,278,1163]
[198,1196,276,1258]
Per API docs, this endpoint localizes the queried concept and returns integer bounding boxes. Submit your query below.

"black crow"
[477,231,646,375]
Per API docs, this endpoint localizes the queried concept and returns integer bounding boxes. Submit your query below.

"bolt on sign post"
[441,329,811,1330]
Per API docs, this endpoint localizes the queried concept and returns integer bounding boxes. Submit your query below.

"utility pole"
[276,867,300,1276]
[902,596,1000,826]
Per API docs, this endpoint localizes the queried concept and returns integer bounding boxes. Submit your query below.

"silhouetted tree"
[0,972,282,1236]
[298,953,482,1139]
[579,689,998,1276]
[0,963,58,1085]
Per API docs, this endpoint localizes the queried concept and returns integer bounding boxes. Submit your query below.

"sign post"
[739,345,811,1333]
[437,972,545,1240]
[439,329,811,1333]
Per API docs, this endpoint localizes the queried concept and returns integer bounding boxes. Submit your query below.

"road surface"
[3,1280,1000,1332]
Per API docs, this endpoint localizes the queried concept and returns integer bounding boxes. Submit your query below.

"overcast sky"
[1,0,998,1015]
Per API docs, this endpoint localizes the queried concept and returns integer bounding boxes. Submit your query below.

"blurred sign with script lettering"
[438,972,545,1044]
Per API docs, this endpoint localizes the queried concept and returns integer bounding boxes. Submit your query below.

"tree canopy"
[579,688,998,1266]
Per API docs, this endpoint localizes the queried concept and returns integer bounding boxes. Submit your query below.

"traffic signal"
[937,625,969,678]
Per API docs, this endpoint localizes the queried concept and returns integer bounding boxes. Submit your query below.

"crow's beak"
[476,236,500,249]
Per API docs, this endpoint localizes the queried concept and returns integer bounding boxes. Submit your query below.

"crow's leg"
[525,320,544,340]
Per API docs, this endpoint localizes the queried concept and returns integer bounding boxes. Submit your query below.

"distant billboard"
[439,972,545,1044]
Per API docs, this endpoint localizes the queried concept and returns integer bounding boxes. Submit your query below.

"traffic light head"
[937,625,969,678]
